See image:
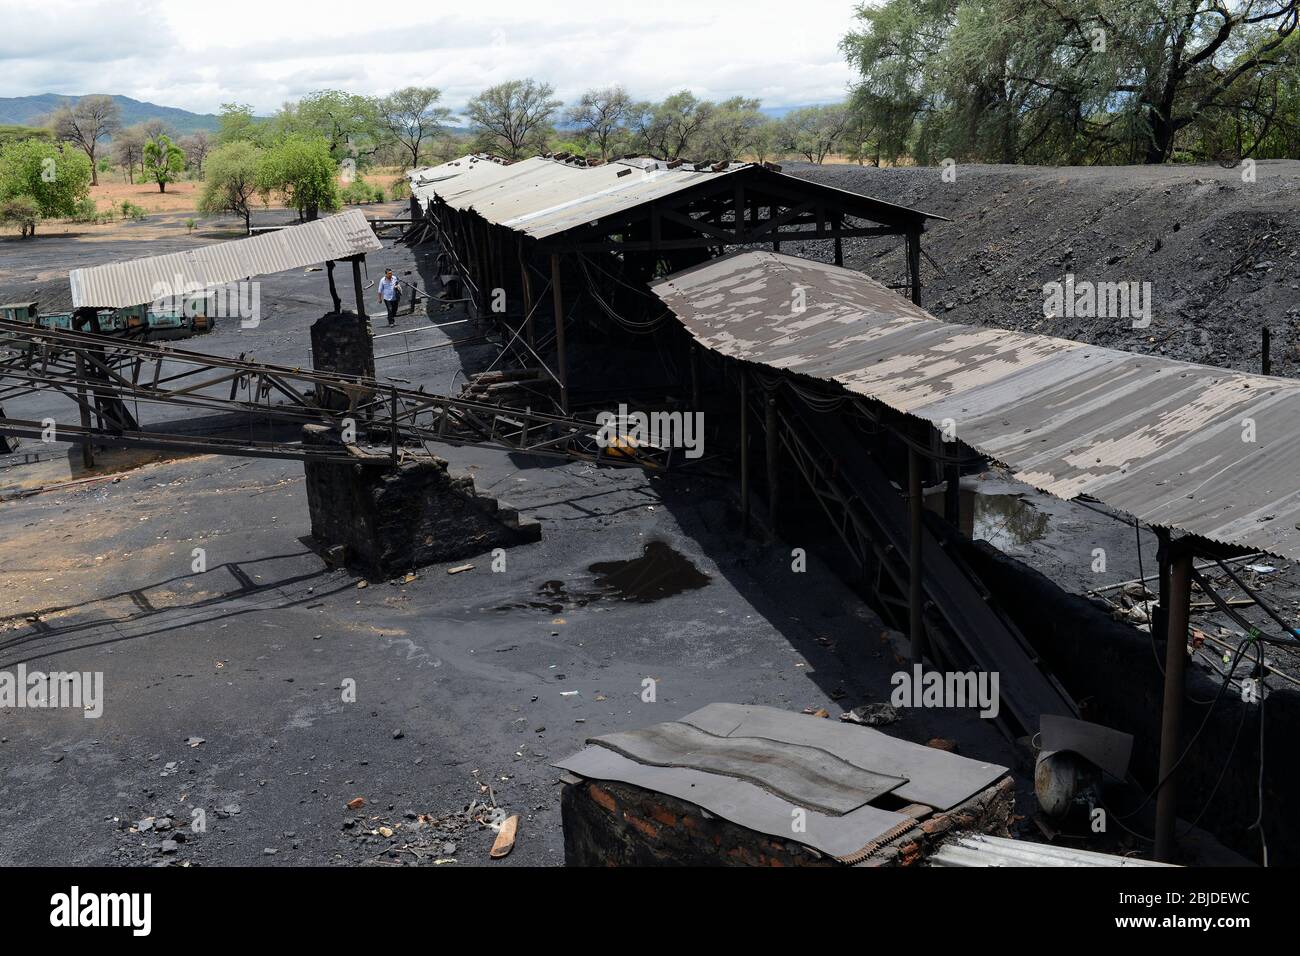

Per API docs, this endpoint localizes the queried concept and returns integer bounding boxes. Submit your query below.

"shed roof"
[408,154,942,241]
[653,250,1300,560]
[69,209,382,309]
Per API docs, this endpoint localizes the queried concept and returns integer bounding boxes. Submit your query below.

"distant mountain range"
[0,94,220,134]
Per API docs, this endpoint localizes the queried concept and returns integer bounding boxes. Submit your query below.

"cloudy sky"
[1,0,866,116]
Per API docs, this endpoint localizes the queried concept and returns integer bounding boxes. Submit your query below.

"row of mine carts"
[0,300,217,340]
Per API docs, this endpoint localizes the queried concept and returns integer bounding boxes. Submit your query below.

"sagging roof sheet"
[69,209,382,308]
[653,251,1300,560]
[408,154,943,242]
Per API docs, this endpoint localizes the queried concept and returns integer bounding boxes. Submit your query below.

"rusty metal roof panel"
[412,154,744,240]
[652,251,1300,560]
[69,209,383,309]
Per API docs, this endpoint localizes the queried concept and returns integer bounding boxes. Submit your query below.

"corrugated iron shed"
[408,154,944,241]
[931,833,1174,866]
[69,209,383,309]
[652,250,1300,560]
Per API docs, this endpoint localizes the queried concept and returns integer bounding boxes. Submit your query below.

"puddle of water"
[972,493,1049,548]
[925,485,1051,549]
[494,541,710,612]
[588,541,711,603]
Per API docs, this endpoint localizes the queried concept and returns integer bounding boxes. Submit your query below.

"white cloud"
[0,0,863,114]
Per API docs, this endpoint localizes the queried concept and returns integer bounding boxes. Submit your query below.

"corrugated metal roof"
[409,154,943,241]
[556,703,1009,861]
[653,251,1300,560]
[69,209,383,308]
[931,833,1174,866]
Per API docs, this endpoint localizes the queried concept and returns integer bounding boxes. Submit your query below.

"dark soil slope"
[785,160,1300,376]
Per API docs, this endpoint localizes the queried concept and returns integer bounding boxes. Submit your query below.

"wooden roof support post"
[906,225,923,306]
[73,351,95,469]
[550,253,568,414]
[908,442,927,665]
[351,255,366,321]
[740,368,750,535]
[765,393,780,533]
[1154,530,1192,863]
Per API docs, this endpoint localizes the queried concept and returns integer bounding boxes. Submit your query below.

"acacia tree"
[842,0,1300,165]
[198,141,262,232]
[49,95,120,185]
[565,86,632,161]
[112,125,147,183]
[179,131,211,174]
[702,97,766,162]
[142,134,185,192]
[777,105,850,163]
[379,86,452,168]
[466,79,562,160]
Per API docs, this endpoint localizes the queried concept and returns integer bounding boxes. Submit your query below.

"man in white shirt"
[377,269,401,326]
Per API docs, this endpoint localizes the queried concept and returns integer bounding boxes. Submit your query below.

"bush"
[119,200,147,220]
[70,196,100,222]
[0,196,41,237]
[371,183,385,202]
[0,139,92,218]
[340,176,373,205]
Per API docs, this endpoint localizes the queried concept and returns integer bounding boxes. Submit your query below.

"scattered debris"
[840,703,900,727]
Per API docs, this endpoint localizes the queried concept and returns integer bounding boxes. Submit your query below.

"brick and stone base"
[309,312,375,411]
[302,424,540,576]
[559,774,1015,867]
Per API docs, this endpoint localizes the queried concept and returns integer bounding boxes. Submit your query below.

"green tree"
[257,134,340,221]
[142,134,186,192]
[198,141,263,232]
[217,103,262,145]
[776,105,850,164]
[48,94,120,186]
[379,86,452,169]
[0,196,41,237]
[565,86,633,161]
[275,91,386,162]
[466,79,562,160]
[702,97,766,162]
[841,0,1300,166]
[0,139,92,218]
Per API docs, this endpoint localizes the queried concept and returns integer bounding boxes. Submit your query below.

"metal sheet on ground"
[677,703,1008,811]
[588,720,907,815]
[555,746,911,860]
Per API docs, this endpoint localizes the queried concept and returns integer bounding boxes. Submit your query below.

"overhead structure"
[652,250,1300,562]
[68,209,383,309]
[406,153,943,413]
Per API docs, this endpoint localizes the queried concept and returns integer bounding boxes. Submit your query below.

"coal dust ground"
[785,160,1300,376]
[2,162,1297,867]
[0,205,1021,866]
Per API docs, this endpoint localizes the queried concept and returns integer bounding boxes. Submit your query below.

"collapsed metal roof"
[652,250,1300,560]
[408,154,943,242]
[69,209,383,309]
[556,703,1008,861]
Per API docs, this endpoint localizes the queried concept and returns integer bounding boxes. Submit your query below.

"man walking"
[377,269,401,326]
